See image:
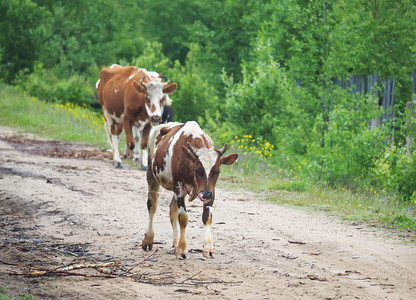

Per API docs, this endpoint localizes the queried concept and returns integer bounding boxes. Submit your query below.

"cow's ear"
[163,83,177,94]
[133,81,146,94]
[182,145,197,162]
[220,153,238,165]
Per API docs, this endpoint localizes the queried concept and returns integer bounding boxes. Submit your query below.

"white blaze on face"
[196,148,218,181]
[144,81,165,118]
[96,79,100,89]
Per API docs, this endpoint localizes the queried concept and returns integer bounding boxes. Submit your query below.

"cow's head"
[134,78,177,124]
[183,143,238,204]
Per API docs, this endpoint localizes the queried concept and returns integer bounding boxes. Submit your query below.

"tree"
[0,0,50,82]
[327,0,416,107]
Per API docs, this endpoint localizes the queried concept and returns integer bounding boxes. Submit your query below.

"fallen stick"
[288,240,306,245]
[60,260,120,271]
[181,270,202,284]
[2,259,121,278]
[127,248,159,272]
[191,279,244,285]
[10,270,118,278]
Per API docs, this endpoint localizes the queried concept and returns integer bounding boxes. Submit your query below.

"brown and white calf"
[96,64,177,169]
[142,121,238,258]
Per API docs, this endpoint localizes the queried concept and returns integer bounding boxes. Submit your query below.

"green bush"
[14,64,96,106]
[306,90,386,187]
[371,144,416,202]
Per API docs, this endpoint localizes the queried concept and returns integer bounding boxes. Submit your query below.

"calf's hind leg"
[169,197,179,251]
[172,191,188,259]
[142,169,160,251]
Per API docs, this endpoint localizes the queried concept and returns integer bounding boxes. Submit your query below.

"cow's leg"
[123,126,140,161]
[142,168,159,251]
[102,109,123,168]
[124,117,135,154]
[123,142,132,160]
[174,189,188,259]
[202,201,214,258]
[140,124,151,171]
[106,122,123,168]
[169,197,179,251]
[132,126,142,162]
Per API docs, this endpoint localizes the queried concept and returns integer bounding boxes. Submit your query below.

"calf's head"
[134,78,177,124]
[184,143,238,204]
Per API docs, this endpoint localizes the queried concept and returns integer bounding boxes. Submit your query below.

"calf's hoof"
[142,232,154,251]
[175,246,187,259]
[175,251,187,260]
[203,248,214,258]
[113,161,123,168]
[141,166,147,171]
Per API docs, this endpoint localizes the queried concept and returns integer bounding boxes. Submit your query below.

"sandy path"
[0,126,415,299]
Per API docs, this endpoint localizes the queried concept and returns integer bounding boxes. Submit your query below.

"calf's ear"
[163,83,177,94]
[220,153,238,165]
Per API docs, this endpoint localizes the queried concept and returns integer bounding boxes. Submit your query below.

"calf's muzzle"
[151,115,162,124]
[200,190,212,200]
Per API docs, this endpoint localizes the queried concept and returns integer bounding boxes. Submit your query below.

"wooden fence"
[333,74,395,126]
[334,71,416,146]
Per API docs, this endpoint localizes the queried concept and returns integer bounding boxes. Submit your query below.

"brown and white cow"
[123,72,174,162]
[96,64,177,169]
[142,121,238,258]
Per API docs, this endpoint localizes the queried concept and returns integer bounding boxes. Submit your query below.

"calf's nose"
[151,115,162,123]
[202,190,212,199]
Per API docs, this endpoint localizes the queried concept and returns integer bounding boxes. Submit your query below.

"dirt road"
[1,126,415,299]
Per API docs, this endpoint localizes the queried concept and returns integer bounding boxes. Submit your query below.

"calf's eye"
[195,169,204,177]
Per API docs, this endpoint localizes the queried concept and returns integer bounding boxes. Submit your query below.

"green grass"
[1,82,415,231]
[0,296,36,300]
[0,83,107,147]
[221,157,416,230]
[0,287,36,300]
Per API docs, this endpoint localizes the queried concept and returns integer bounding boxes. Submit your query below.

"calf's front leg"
[202,202,214,258]
[139,124,151,171]
[142,172,159,251]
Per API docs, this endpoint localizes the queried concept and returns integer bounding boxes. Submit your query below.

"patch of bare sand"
[0,126,415,299]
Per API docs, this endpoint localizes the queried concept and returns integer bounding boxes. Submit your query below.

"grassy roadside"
[1,82,415,230]
[0,83,107,147]
[219,172,416,230]
[0,295,36,300]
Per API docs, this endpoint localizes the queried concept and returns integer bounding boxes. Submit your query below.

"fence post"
[368,75,381,129]
[382,78,395,123]
[412,68,416,95]
[406,101,415,148]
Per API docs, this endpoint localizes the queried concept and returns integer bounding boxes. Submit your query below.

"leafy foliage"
[0,0,50,81]
[1,0,416,208]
